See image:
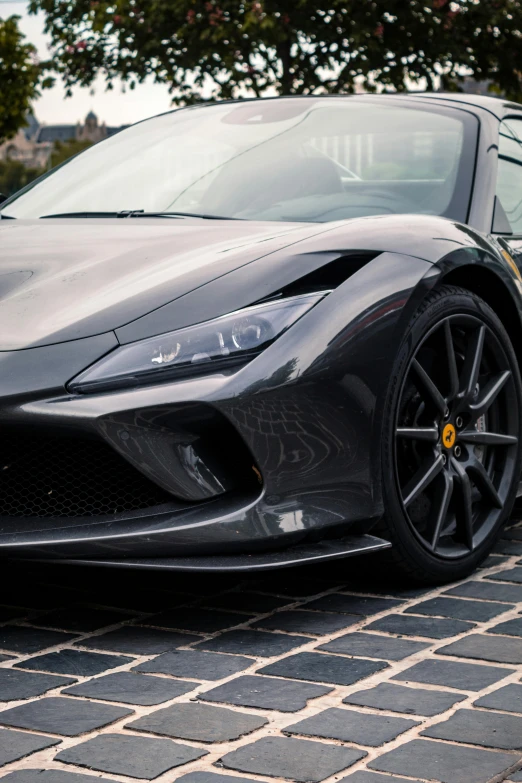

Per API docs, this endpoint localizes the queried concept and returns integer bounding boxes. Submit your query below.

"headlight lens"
[69,292,326,393]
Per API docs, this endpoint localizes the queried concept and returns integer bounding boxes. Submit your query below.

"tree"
[0,159,43,197]
[28,1,522,104]
[0,16,51,145]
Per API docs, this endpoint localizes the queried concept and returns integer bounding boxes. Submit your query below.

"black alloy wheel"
[380,285,522,583]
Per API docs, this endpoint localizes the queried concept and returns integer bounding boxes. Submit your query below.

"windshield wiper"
[39,210,240,220]
[41,211,123,219]
[126,211,241,220]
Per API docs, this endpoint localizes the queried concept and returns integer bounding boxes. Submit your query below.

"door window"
[497,118,522,232]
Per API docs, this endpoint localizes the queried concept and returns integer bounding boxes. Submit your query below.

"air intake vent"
[0,432,173,518]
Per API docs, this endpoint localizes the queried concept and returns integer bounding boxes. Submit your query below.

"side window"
[497,119,522,233]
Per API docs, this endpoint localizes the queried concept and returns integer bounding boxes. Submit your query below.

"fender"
[116,214,492,343]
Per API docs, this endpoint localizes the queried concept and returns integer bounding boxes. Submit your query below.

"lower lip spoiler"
[16,533,391,572]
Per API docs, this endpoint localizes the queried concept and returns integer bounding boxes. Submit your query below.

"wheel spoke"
[467,457,503,509]
[403,454,444,507]
[460,324,485,397]
[396,427,439,442]
[459,430,517,446]
[469,370,511,418]
[451,457,474,550]
[444,320,459,400]
[411,359,447,416]
[430,471,454,550]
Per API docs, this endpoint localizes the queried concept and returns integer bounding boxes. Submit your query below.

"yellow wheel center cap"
[442,423,456,449]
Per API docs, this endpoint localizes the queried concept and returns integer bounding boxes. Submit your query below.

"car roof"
[401,91,522,118]
[180,92,522,121]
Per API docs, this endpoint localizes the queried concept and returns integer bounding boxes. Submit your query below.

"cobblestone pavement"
[3,522,522,783]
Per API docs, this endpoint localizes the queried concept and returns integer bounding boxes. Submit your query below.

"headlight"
[69,292,326,393]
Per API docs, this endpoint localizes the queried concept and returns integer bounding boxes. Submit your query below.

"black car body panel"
[2,93,522,569]
[0,218,325,348]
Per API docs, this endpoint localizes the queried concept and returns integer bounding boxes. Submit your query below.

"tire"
[377,284,522,584]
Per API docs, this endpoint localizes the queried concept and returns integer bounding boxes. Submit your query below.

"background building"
[0,111,127,169]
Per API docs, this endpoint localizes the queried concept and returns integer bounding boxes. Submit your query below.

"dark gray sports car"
[1,92,522,583]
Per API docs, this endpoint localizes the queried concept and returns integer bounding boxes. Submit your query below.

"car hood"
[0,218,324,350]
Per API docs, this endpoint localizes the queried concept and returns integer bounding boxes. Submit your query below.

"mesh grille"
[0,433,173,518]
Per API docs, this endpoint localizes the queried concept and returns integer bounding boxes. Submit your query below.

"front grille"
[0,433,173,518]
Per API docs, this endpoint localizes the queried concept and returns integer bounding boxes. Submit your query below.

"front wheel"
[379,285,522,584]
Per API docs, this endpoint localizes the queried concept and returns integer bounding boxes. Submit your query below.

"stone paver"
[199,674,331,711]
[177,774,257,783]
[205,591,292,613]
[480,554,511,567]
[0,669,74,701]
[252,609,360,634]
[259,651,388,685]
[197,629,309,656]
[0,626,77,654]
[0,728,60,766]
[144,608,252,633]
[220,736,366,782]
[319,632,429,660]
[444,580,522,602]
[437,632,522,664]
[364,614,475,639]
[33,606,134,632]
[343,682,465,716]
[78,626,200,654]
[495,541,522,555]
[14,648,133,676]
[4,534,522,783]
[393,658,514,690]
[56,733,207,778]
[503,529,522,540]
[368,739,519,783]
[0,696,133,736]
[284,707,418,746]
[127,701,267,742]
[1,772,115,782]
[489,617,522,636]
[490,567,522,583]
[421,708,522,749]
[134,649,253,680]
[304,595,403,615]
[63,670,196,705]
[404,596,513,621]
[474,683,522,713]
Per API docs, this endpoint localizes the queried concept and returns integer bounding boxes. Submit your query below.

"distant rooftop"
[36,125,77,144]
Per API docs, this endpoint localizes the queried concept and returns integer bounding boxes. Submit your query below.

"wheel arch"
[438,264,522,368]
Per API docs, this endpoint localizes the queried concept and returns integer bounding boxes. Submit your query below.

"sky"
[2,0,175,126]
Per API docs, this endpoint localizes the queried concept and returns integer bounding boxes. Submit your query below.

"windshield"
[2,98,477,223]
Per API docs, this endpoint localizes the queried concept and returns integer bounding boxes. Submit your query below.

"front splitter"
[19,533,391,572]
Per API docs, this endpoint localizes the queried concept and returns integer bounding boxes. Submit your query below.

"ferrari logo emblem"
[442,423,456,449]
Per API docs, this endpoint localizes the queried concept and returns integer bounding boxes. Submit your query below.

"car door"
[494,116,522,268]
